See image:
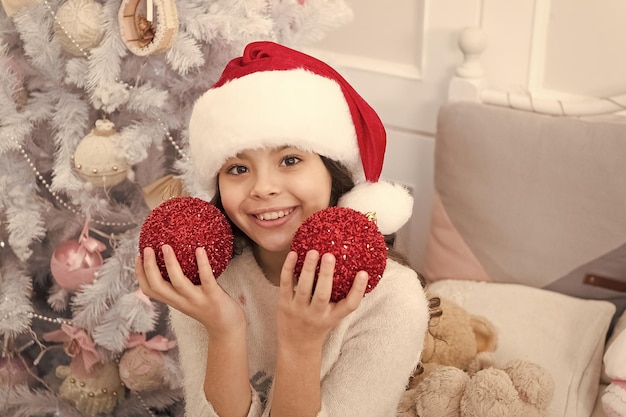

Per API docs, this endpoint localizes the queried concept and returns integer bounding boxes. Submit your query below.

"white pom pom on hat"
[186,41,413,234]
[338,181,413,235]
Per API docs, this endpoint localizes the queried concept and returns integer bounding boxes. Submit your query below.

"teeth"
[256,209,292,221]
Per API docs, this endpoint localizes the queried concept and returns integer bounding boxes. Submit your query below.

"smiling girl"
[135,41,429,417]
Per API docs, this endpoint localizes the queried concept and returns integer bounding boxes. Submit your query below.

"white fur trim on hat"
[186,69,362,200]
[338,181,414,235]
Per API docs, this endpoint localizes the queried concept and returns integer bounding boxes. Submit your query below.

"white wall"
[307,0,626,271]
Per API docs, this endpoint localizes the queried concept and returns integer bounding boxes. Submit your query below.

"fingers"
[196,247,218,290]
[134,253,151,292]
[282,250,368,308]
[137,247,167,290]
[309,253,334,304]
[340,271,368,310]
[293,250,319,302]
[160,245,191,290]
[279,251,298,298]
[135,247,174,303]
[135,245,194,306]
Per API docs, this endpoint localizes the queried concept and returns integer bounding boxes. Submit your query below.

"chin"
[241,228,284,251]
[260,243,291,254]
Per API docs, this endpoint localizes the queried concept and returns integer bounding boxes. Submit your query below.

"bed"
[419,28,626,417]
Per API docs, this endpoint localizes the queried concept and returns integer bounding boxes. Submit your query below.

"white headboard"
[449,27,626,118]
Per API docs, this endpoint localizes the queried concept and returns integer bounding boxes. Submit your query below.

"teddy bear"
[601,313,626,417]
[397,295,555,417]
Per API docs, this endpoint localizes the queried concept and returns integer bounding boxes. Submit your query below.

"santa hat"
[186,41,412,235]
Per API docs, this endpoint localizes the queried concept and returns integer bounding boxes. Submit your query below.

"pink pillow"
[423,193,489,282]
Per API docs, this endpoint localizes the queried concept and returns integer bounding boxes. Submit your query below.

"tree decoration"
[118,0,179,56]
[72,118,131,189]
[50,218,105,291]
[142,174,186,210]
[118,333,176,391]
[138,196,233,284]
[43,324,101,377]
[290,206,387,302]
[53,0,105,56]
[42,326,126,411]
[44,326,126,413]
[55,362,125,415]
[0,355,37,387]
[0,0,354,413]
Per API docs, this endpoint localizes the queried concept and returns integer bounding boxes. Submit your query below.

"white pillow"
[427,279,615,417]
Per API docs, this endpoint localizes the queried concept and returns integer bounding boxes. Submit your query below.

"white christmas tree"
[0,0,352,415]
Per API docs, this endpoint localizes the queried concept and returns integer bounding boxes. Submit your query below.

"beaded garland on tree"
[0,0,357,414]
[138,196,233,284]
[290,206,387,302]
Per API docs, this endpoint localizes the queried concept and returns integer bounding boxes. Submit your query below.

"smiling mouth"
[254,208,294,221]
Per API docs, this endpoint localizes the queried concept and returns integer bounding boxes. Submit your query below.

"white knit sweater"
[169,248,429,417]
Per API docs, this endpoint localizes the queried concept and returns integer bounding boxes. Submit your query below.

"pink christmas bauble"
[0,356,36,387]
[50,239,103,290]
[138,197,233,284]
[291,207,387,302]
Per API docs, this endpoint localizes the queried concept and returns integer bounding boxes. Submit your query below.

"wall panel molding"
[307,0,426,80]
[304,48,422,80]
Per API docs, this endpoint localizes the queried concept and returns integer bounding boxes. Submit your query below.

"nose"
[250,169,280,199]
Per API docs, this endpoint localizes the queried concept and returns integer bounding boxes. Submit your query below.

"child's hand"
[135,245,246,336]
[276,250,368,351]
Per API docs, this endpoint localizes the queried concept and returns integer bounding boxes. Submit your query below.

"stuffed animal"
[602,320,626,417]
[412,295,498,383]
[398,295,555,417]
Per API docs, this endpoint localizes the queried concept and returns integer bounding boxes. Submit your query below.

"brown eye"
[226,165,248,175]
[281,155,301,167]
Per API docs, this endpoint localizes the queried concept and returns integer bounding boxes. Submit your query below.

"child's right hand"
[135,245,246,336]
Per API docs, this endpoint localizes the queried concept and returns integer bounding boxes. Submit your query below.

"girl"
[136,41,429,417]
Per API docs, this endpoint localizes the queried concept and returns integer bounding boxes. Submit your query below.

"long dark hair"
[212,155,418,278]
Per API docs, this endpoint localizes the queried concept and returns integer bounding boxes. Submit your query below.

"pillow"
[600,310,626,416]
[602,310,626,384]
[424,102,626,322]
[427,279,616,417]
[544,243,626,336]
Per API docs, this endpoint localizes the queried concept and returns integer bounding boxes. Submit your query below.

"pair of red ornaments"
[138,197,387,302]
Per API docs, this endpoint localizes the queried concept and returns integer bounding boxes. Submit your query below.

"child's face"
[217,146,332,254]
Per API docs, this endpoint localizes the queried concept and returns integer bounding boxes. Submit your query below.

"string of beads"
[0,310,73,326]
[3,4,186,417]
[41,0,188,159]
[8,0,190,228]
[13,138,134,227]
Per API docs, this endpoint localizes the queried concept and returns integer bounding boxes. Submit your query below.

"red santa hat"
[186,41,412,235]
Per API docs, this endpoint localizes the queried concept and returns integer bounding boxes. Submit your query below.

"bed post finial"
[448,27,487,103]
[456,27,487,78]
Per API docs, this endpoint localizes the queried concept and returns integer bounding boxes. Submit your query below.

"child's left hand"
[276,250,369,352]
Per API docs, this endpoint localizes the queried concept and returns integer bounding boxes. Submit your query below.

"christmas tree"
[0,0,352,415]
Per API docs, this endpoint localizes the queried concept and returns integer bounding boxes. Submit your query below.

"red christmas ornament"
[290,206,387,302]
[138,197,233,284]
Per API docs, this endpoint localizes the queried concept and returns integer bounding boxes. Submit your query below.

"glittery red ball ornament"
[290,206,387,302]
[138,197,233,284]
